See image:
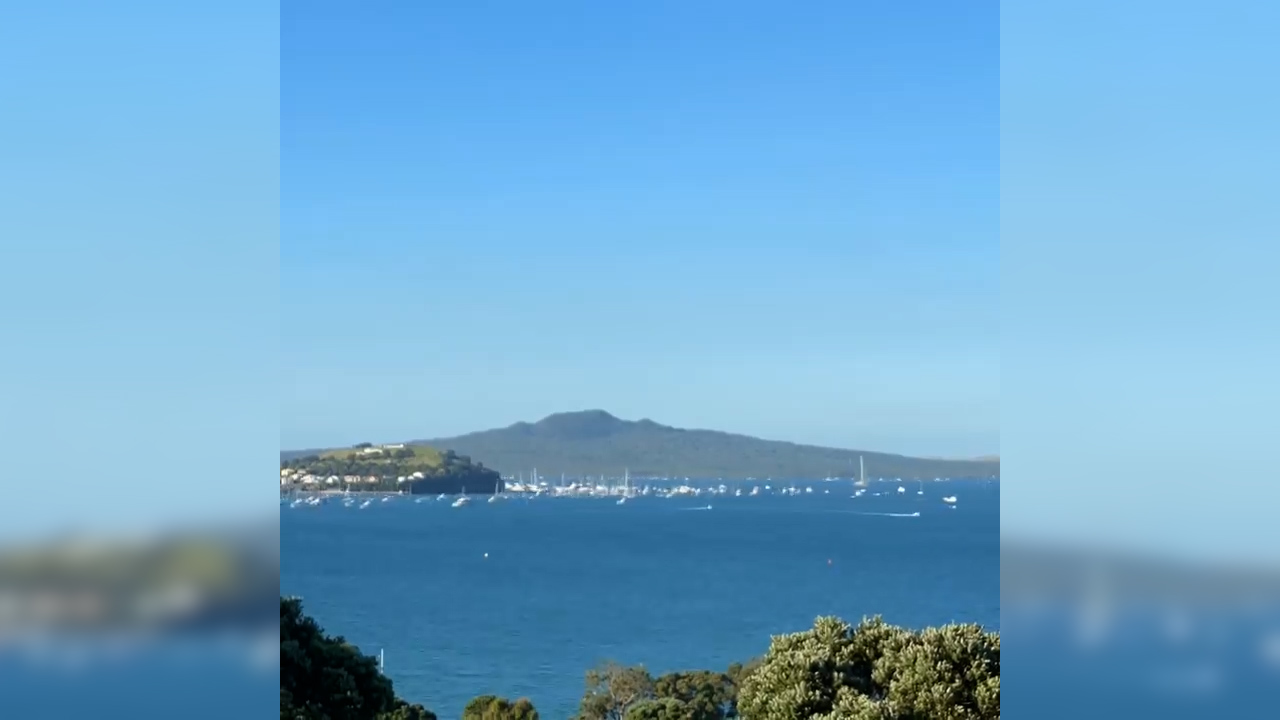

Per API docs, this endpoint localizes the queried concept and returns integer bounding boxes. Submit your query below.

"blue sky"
[2,0,279,540]
[282,0,999,455]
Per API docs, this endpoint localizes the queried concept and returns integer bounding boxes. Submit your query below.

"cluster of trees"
[571,661,758,720]
[570,616,999,720]
[282,598,999,720]
[463,696,540,720]
[733,616,999,720]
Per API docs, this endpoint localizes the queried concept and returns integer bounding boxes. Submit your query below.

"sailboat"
[452,487,470,507]
[617,468,630,504]
[917,480,925,495]
[853,455,868,496]
[488,478,501,503]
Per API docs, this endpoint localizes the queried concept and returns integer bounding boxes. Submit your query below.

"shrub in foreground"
[737,616,999,720]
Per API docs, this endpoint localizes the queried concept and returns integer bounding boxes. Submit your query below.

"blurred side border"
[0,1,279,718]
[1003,0,1278,718]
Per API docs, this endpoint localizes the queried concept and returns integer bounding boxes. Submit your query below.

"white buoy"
[483,552,489,558]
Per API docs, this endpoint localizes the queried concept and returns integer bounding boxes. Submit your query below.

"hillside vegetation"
[281,443,498,493]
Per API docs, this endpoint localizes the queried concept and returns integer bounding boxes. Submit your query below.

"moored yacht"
[452,487,470,507]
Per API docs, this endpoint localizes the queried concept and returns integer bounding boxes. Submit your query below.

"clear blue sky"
[2,0,280,539]
[282,1,999,455]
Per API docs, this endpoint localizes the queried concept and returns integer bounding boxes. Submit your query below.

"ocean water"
[280,480,999,719]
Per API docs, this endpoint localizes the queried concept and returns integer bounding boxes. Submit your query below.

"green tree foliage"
[578,664,752,720]
[625,697,696,720]
[724,658,761,689]
[723,658,761,716]
[736,616,999,720]
[652,671,736,720]
[280,596,438,720]
[462,695,540,720]
[575,661,658,720]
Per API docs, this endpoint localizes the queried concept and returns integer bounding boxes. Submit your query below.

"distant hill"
[280,443,500,494]
[354,410,996,480]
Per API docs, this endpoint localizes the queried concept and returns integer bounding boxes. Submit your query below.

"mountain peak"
[530,410,626,439]
[537,409,618,423]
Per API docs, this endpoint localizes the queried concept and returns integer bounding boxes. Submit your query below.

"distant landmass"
[283,410,998,480]
[280,444,500,495]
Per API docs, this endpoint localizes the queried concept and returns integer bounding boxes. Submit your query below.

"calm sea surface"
[280,480,999,719]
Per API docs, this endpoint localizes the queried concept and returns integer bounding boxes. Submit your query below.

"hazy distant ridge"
[281,410,999,480]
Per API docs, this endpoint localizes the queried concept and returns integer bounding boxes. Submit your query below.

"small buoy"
[827,559,833,566]
[483,552,489,558]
